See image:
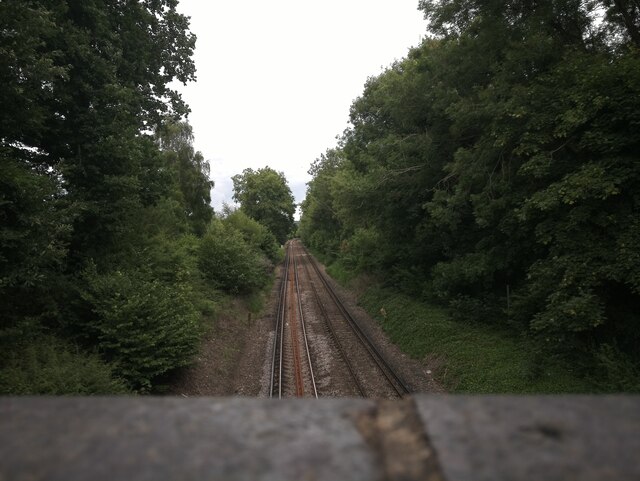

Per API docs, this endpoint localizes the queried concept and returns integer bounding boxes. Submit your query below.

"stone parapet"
[1,395,638,481]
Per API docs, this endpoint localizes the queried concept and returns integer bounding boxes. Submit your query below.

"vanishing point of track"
[269,239,411,398]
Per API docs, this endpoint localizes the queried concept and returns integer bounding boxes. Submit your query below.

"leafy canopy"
[232,167,296,244]
[300,0,640,385]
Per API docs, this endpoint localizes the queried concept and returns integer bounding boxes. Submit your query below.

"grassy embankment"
[324,259,594,394]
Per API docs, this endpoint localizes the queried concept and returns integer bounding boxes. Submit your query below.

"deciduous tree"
[232,167,295,244]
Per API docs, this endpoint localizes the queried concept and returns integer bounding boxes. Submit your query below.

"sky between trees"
[172,0,428,215]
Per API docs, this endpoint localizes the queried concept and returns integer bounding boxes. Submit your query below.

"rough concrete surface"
[1,396,639,481]
[415,395,640,481]
[0,397,380,481]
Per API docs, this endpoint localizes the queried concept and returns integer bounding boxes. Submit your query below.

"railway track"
[300,242,411,397]
[297,246,366,397]
[270,239,410,398]
[269,241,317,398]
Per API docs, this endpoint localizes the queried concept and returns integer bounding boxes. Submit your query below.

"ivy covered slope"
[300,0,640,392]
[0,1,280,393]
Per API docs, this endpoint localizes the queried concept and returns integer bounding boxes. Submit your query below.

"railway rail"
[269,241,317,398]
[297,246,366,397]
[270,239,410,398]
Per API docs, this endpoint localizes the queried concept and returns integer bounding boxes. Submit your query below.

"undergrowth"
[358,287,595,393]
[0,335,129,394]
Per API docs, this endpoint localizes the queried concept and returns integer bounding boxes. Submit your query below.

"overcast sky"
[173,0,427,216]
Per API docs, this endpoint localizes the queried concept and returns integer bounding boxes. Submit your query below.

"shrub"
[0,335,128,394]
[449,294,502,324]
[591,344,640,393]
[198,220,270,294]
[222,209,280,261]
[138,233,201,284]
[341,227,384,272]
[78,266,201,390]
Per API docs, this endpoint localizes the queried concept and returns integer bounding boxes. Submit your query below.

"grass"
[350,283,593,394]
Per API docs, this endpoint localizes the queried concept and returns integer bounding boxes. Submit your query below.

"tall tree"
[298,149,344,257]
[301,0,640,371]
[232,167,295,244]
[0,0,196,265]
[1,0,205,391]
[157,120,214,236]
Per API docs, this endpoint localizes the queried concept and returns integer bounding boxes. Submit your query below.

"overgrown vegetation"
[300,0,640,391]
[0,335,129,395]
[0,1,285,393]
[360,286,599,393]
[199,214,278,295]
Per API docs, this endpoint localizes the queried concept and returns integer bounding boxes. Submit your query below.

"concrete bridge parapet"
[1,395,638,481]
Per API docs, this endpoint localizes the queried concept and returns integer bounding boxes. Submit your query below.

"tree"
[157,120,214,236]
[232,167,295,244]
[0,0,197,266]
[0,0,204,393]
[301,0,640,376]
[223,208,280,262]
[299,150,344,257]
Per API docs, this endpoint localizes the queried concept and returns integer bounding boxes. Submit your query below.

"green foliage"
[298,150,343,258]
[1,0,197,265]
[301,0,640,387]
[232,167,296,244]
[222,208,280,262]
[157,120,214,236]
[0,335,128,395]
[0,151,72,328]
[359,285,592,393]
[325,259,358,286]
[0,0,238,394]
[198,219,271,295]
[77,266,201,391]
[591,344,640,393]
[340,228,386,273]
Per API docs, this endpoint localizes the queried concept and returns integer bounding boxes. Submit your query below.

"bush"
[198,220,270,294]
[138,233,201,284]
[78,266,201,390]
[0,335,128,394]
[222,209,280,261]
[591,344,640,393]
[340,228,384,272]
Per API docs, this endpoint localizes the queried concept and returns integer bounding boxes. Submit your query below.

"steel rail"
[297,243,366,397]
[292,242,318,398]
[288,248,306,397]
[302,243,411,397]
[269,241,291,398]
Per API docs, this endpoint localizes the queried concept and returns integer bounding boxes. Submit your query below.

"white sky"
[173,0,427,216]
